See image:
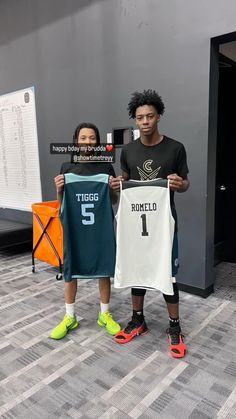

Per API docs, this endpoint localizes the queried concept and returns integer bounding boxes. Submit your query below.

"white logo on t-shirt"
[137,160,161,180]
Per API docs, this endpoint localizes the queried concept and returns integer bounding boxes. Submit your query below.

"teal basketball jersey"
[60,173,116,281]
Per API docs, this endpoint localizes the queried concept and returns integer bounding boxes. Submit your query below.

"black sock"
[133,310,144,323]
[169,317,180,330]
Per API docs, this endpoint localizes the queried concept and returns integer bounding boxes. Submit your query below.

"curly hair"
[127,89,165,119]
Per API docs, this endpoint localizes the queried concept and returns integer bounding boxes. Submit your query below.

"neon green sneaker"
[50,314,78,340]
[97,311,121,335]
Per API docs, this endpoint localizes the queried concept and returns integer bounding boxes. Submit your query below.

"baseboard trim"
[178,283,214,298]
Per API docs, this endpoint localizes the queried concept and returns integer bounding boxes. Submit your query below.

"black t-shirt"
[120,136,188,180]
[60,162,116,177]
[120,136,189,228]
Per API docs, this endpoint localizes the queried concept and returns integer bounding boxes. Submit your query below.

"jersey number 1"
[141,214,149,236]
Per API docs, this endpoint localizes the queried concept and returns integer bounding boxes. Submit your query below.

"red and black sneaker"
[166,325,186,358]
[114,317,148,344]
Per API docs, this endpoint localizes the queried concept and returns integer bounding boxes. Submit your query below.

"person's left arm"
[168,143,190,192]
[109,181,118,204]
[108,165,119,204]
[167,173,190,192]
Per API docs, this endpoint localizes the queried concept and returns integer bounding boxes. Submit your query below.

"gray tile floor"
[0,247,236,418]
[214,262,236,302]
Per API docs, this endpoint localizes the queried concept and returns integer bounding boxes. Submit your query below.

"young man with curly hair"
[110,89,189,357]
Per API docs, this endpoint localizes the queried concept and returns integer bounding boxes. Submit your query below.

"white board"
[0,87,42,211]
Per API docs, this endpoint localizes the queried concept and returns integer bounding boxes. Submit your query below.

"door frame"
[206,31,236,292]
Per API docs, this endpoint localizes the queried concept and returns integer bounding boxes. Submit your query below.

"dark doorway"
[214,50,236,263]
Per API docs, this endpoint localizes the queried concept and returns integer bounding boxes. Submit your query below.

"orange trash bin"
[31,200,63,279]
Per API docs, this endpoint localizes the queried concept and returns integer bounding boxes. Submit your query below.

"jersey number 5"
[81,204,95,225]
[141,214,149,236]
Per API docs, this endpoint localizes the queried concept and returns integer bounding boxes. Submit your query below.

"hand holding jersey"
[167,173,189,192]
[54,174,65,202]
[109,175,124,192]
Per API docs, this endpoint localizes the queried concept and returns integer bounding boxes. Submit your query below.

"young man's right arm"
[109,171,129,192]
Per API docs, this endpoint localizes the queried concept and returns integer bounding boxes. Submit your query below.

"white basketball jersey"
[114,179,175,295]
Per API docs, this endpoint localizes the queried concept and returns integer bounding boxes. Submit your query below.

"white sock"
[65,303,75,317]
[100,302,109,314]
